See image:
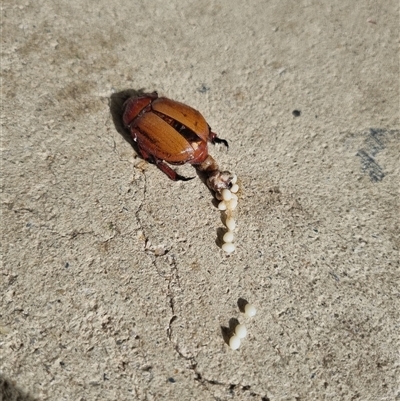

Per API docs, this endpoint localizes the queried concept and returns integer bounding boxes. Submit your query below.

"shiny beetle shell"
[122,92,231,189]
[123,93,211,166]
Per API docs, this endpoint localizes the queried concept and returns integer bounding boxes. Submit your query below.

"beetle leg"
[154,159,194,182]
[138,146,193,181]
[209,130,229,149]
[134,140,193,181]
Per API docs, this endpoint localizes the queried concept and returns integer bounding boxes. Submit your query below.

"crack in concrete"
[131,168,269,400]
[165,255,179,340]
[164,273,269,400]
[133,171,148,247]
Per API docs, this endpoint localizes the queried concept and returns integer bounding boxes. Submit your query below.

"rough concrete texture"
[1,0,399,400]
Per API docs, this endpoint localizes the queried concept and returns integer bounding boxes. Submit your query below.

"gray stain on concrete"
[356,128,399,182]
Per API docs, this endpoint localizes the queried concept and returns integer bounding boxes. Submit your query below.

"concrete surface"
[1,0,399,400]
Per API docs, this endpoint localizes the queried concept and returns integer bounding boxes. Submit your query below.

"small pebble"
[235,324,247,339]
[229,335,241,350]
[230,184,239,193]
[222,189,232,201]
[244,304,256,318]
[222,242,235,253]
[223,231,234,243]
[225,217,236,231]
[218,201,227,211]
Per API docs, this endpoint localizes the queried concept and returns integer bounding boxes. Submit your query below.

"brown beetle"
[123,92,234,194]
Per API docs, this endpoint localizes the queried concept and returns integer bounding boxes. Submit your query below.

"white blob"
[229,335,241,350]
[225,217,236,231]
[222,242,236,253]
[228,198,238,210]
[218,201,227,211]
[223,231,234,243]
[231,184,239,193]
[230,193,238,201]
[231,175,238,185]
[235,324,247,339]
[244,304,257,318]
[222,189,232,201]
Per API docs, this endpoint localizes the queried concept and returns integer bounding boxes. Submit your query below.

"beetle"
[122,92,234,194]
